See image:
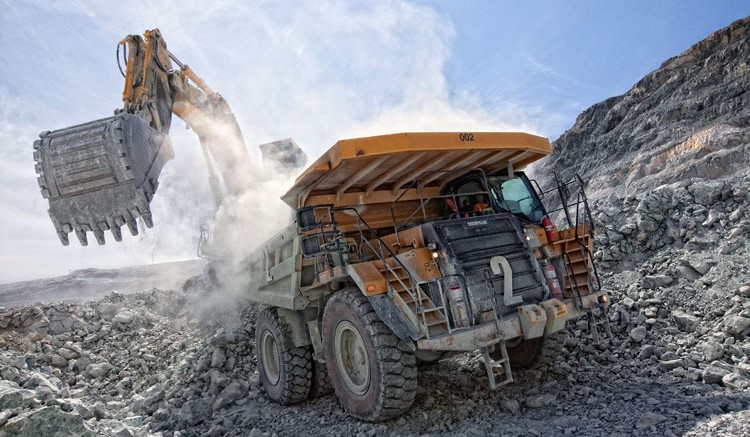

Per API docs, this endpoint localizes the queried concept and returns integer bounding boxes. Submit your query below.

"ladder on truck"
[545,174,612,341]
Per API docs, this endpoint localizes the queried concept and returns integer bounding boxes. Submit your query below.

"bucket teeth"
[93,230,106,245]
[33,113,174,246]
[75,229,88,246]
[126,219,139,236]
[111,225,123,242]
[142,212,154,228]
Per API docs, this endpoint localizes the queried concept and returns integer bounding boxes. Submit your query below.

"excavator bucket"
[33,113,174,246]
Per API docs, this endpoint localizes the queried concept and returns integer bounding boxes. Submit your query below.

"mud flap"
[33,113,174,245]
[367,294,419,349]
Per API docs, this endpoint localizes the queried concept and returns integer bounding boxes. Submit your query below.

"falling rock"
[630,326,647,343]
[1,406,95,437]
[672,310,700,332]
[635,412,667,429]
[642,275,673,289]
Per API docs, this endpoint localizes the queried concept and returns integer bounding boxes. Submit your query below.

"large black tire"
[322,291,417,421]
[256,308,312,405]
[309,358,334,399]
[491,337,545,370]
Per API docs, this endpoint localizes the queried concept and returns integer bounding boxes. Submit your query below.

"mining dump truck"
[33,30,610,421]
[243,132,611,420]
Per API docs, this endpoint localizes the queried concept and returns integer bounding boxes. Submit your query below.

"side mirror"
[297,207,319,231]
[301,235,324,257]
[300,231,339,258]
[296,205,334,231]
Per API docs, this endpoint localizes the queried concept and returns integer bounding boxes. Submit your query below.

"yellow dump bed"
[282,132,551,208]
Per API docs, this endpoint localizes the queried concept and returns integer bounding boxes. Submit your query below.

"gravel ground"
[2,176,749,436]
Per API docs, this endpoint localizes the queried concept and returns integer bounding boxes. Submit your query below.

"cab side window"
[443,179,492,216]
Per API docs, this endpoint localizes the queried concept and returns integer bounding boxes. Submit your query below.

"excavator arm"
[33,29,250,246]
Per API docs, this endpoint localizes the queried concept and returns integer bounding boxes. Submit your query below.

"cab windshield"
[487,175,546,223]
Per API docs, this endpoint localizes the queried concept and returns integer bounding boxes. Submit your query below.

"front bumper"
[416,289,610,351]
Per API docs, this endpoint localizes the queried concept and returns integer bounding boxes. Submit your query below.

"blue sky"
[0,1,747,282]
[422,0,749,136]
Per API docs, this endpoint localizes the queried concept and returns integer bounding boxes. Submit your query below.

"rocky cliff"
[540,16,750,198]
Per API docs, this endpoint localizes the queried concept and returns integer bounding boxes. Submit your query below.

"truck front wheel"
[322,290,417,421]
[256,308,312,404]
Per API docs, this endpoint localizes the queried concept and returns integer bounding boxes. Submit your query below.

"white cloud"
[0,0,534,283]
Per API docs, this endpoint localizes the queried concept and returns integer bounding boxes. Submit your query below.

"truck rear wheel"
[256,308,312,405]
[322,290,417,421]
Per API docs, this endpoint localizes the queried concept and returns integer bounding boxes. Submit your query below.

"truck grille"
[425,214,546,316]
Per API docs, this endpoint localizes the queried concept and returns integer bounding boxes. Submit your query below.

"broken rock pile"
[588,171,750,392]
[0,289,262,436]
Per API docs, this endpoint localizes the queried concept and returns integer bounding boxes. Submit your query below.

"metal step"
[482,342,513,390]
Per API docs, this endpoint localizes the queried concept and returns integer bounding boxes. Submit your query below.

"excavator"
[33,30,611,421]
[33,29,302,248]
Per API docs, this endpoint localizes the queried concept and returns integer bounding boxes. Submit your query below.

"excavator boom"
[33,29,249,246]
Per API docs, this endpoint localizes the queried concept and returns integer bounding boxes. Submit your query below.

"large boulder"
[0,380,36,411]
[1,406,95,437]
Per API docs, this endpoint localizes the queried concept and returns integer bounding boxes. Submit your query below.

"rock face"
[540,17,750,199]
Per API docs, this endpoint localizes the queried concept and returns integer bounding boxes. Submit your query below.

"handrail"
[337,207,432,335]
[390,167,494,234]
[561,252,584,309]
[549,174,602,295]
